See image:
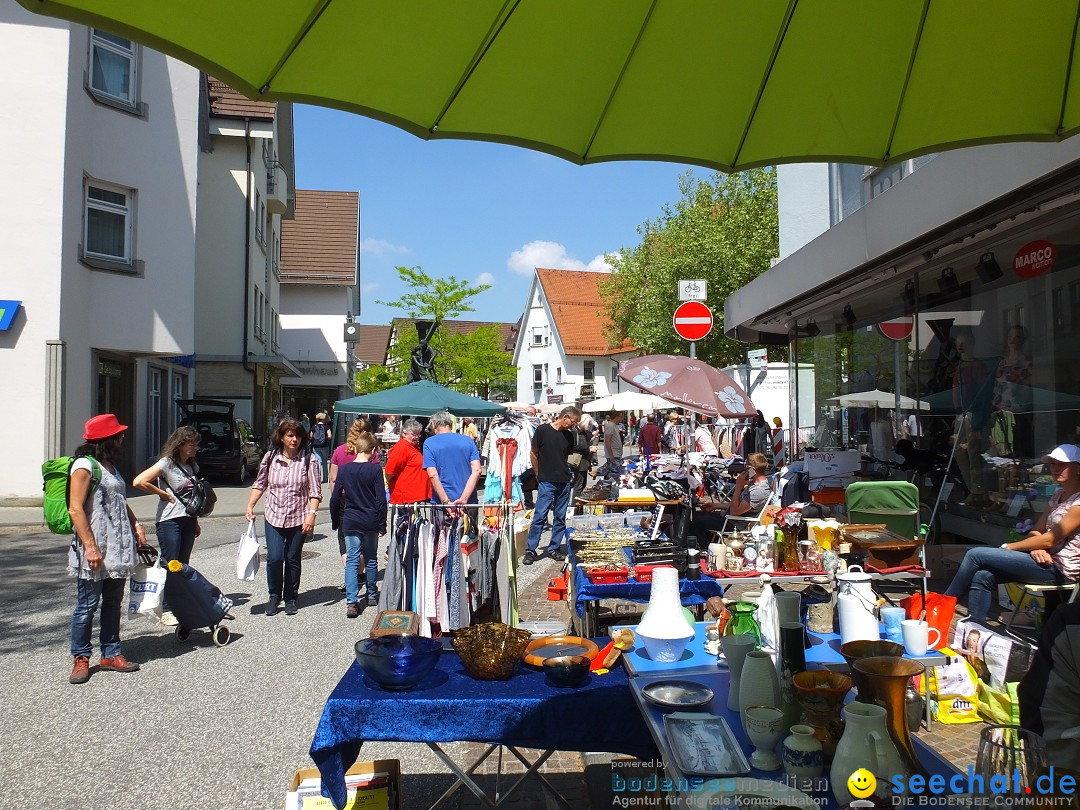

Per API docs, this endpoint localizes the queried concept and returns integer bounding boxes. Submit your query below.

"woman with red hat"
[67,413,150,684]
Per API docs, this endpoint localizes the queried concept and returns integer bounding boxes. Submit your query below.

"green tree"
[354,266,515,397]
[600,168,779,367]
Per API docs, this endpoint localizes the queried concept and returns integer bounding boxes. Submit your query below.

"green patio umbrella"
[19,0,1080,171]
[334,380,507,418]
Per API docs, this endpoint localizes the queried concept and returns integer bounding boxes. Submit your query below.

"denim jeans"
[264,522,304,602]
[944,545,1066,619]
[345,532,379,604]
[526,480,572,554]
[70,576,126,658]
[313,448,328,482]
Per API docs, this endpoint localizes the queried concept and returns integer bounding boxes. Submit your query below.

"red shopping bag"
[899,592,955,650]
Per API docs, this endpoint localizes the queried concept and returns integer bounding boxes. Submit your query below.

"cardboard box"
[287,759,400,810]
[805,450,860,490]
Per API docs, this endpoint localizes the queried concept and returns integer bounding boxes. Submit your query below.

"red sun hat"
[83,413,128,441]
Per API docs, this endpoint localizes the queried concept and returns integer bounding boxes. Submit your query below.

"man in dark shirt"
[522,405,581,565]
[639,413,663,457]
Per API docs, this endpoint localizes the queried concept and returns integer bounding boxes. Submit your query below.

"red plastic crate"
[547,573,569,601]
[633,564,659,582]
[585,566,630,584]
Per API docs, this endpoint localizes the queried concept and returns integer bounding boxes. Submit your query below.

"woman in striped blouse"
[245,418,322,616]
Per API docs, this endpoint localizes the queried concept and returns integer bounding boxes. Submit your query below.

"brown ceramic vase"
[851,655,927,776]
[791,670,853,760]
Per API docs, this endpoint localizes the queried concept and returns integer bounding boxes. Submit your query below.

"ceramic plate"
[642,680,715,710]
[684,776,815,808]
[663,712,750,777]
[522,636,599,667]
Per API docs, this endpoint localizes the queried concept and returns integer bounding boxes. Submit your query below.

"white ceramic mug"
[901,619,940,656]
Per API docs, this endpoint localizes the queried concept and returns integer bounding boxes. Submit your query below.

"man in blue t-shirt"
[422,411,482,505]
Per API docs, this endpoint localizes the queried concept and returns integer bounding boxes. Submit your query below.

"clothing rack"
[384,502,518,632]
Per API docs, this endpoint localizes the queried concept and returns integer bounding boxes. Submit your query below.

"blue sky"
[294,104,705,326]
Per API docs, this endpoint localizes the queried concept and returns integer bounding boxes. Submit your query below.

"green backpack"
[42,455,102,534]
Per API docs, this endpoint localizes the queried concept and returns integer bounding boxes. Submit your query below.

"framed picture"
[369,611,420,638]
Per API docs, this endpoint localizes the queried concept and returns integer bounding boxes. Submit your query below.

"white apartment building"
[512,268,636,407]
[278,189,360,419]
[0,4,200,500]
[193,78,296,436]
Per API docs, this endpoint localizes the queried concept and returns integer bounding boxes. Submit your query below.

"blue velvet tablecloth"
[569,545,724,617]
[309,646,660,808]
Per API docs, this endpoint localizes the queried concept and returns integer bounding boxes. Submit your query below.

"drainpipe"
[242,117,253,374]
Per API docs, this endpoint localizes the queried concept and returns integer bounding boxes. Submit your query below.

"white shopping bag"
[128,560,166,619]
[236,519,261,582]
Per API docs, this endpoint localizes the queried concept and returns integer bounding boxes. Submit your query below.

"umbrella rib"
[257,0,335,94]
[430,0,521,133]
[581,0,658,162]
[730,0,800,169]
[882,0,931,164]
[1056,1,1080,136]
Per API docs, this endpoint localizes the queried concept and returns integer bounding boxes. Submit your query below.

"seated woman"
[690,453,772,540]
[945,444,1080,620]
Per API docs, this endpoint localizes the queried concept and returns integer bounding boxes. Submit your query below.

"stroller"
[163,562,235,646]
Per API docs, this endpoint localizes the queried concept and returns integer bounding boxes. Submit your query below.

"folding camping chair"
[719,476,780,534]
[844,480,927,601]
[1003,579,1080,639]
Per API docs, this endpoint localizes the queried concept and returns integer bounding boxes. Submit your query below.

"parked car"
[176,399,262,484]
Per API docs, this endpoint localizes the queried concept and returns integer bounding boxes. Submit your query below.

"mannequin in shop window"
[991,324,1034,459]
[951,330,994,507]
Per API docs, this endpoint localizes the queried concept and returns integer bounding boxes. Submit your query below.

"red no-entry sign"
[673,300,713,341]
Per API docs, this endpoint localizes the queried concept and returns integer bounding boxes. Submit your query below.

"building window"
[84,181,133,266]
[89,29,137,107]
[583,360,595,381]
[532,364,543,390]
[255,190,265,247]
[556,367,562,383]
[531,327,546,346]
[611,365,619,383]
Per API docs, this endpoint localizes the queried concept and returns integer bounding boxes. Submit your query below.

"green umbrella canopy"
[19,0,1080,171]
[335,380,507,418]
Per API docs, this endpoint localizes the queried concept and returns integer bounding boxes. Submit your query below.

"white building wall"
[0,5,199,499]
[279,286,352,388]
[777,164,831,260]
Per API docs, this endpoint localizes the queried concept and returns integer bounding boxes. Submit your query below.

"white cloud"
[360,237,412,257]
[475,272,495,286]
[507,240,615,276]
[361,282,379,294]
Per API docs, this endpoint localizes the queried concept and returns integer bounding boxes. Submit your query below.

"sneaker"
[284,600,298,616]
[159,610,178,627]
[69,655,90,685]
[366,596,378,607]
[265,599,281,616]
[346,603,360,619]
[522,550,537,565]
[338,582,346,592]
[547,548,567,562]
[98,654,140,673]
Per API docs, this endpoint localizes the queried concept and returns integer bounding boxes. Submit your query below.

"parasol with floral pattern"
[618,355,757,419]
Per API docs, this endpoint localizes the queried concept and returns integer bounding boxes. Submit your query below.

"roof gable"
[535,268,633,356]
[207,77,276,120]
[280,190,359,286]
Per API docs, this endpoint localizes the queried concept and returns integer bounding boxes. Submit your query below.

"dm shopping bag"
[236,520,260,582]
[919,646,981,724]
[899,591,955,650]
[128,557,166,619]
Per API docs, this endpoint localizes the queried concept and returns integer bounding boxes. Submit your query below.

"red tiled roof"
[207,77,276,120]
[390,318,518,351]
[351,325,393,365]
[280,190,359,286]
[535,268,634,356]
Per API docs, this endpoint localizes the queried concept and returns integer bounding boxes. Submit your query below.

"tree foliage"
[354,266,515,399]
[600,168,779,367]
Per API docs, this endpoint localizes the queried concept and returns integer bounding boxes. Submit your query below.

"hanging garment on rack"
[446,523,462,630]
[432,516,452,633]
[415,520,436,636]
[477,525,500,610]
[482,473,524,510]
[483,415,533,479]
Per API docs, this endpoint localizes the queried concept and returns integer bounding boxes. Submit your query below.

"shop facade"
[726,140,1080,542]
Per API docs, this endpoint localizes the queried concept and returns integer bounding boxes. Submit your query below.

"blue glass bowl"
[354,635,443,691]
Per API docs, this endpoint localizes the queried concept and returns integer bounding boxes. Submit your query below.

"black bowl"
[354,635,443,691]
[543,655,590,688]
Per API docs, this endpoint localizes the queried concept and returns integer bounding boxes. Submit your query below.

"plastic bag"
[236,520,260,582]
[128,559,166,619]
[919,646,981,724]
[900,591,955,650]
[977,681,1020,725]
[756,585,780,652]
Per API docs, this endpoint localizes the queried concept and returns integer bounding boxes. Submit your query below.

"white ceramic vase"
[721,634,757,711]
[782,724,824,779]
[636,566,694,662]
[830,701,907,805]
[738,650,781,733]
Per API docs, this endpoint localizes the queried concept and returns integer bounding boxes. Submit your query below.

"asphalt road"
[0,506,503,810]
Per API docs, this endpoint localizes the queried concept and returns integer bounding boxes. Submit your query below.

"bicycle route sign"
[678,279,707,301]
[673,300,713,341]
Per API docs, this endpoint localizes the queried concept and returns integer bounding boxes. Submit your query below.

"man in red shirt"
[638,413,663,457]
[385,419,431,504]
